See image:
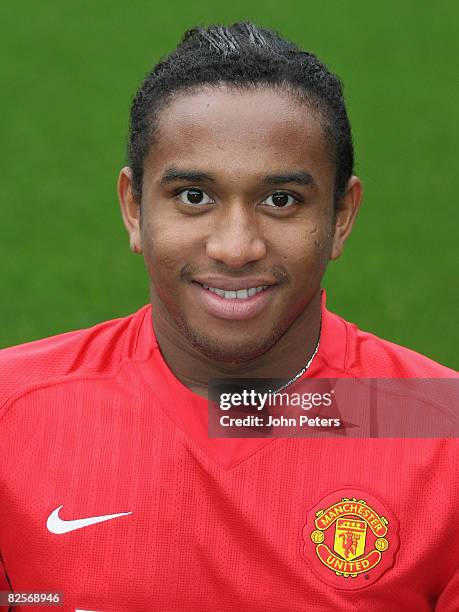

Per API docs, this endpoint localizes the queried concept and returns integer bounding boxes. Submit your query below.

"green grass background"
[1,1,457,368]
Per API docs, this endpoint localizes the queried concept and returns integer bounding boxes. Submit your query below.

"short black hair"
[128,22,354,208]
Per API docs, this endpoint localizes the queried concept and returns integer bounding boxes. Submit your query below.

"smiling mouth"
[192,281,277,320]
[198,283,270,300]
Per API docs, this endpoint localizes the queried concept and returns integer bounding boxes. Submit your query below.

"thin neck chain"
[269,323,321,394]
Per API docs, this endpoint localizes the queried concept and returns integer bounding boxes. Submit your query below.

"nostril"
[205,236,267,267]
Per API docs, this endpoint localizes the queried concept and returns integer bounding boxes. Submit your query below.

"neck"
[151,290,322,399]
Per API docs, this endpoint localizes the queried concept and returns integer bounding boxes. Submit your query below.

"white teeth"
[202,284,269,299]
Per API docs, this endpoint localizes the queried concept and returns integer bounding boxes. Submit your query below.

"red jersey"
[0,294,457,611]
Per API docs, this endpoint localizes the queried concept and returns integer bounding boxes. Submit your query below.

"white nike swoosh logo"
[47,505,132,534]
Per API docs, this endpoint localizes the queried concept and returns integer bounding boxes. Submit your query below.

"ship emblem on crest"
[303,488,399,590]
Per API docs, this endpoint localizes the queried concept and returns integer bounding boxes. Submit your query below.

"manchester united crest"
[302,488,400,590]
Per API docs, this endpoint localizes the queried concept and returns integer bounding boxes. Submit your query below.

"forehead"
[147,86,333,185]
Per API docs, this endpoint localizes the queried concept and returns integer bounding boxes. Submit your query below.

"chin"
[183,323,278,364]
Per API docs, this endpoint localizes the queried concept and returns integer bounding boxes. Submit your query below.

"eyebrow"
[159,167,316,188]
[263,171,315,187]
[160,168,215,184]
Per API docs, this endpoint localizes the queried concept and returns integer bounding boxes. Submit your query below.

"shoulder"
[0,306,151,409]
[328,311,457,378]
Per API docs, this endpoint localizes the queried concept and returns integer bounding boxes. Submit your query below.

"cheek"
[141,213,194,274]
[141,221,190,314]
[278,221,332,277]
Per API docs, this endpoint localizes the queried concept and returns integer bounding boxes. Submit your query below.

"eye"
[263,192,298,208]
[177,188,214,206]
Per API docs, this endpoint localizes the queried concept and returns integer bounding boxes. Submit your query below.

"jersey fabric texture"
[0,293,457,612]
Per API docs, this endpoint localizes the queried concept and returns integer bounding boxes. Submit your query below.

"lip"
[192,276,277,291]
[192,281,278,320]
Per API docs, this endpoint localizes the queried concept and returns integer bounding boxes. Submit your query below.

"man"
[0,22,457,611]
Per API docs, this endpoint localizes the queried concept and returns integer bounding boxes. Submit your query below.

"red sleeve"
[0,552,12,611]
[436,569,459,611]
[0,310,142,414]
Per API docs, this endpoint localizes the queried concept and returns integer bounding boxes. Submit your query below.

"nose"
[205,201,267,268]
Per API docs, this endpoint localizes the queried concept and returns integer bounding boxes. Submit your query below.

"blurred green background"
[1,0,457,368]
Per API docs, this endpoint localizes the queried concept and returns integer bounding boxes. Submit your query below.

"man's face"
[120,86,360,363]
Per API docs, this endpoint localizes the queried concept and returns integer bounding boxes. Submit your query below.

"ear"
[118,166,142,254]
[330,176,362,260]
